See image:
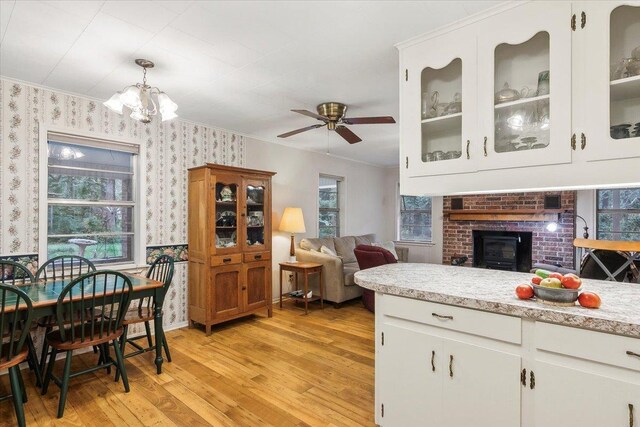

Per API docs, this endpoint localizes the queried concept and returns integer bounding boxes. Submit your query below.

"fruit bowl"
[532,283,581,306]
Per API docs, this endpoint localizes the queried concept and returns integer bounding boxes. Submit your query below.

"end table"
[279,262,323,314]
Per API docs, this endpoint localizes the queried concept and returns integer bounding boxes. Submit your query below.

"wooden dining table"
[5,272,167,374]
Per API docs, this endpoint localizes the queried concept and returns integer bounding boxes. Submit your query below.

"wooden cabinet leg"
[303,272,309,315]
[319,269,324,309]
[279,268,283,309]
[205,324,212,336]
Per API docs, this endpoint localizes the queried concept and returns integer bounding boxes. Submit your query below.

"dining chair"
[35,255,97,374]
[0,260,42,387]
[114,255,174,381]
[0,283,34,427]
[41,270,133,418]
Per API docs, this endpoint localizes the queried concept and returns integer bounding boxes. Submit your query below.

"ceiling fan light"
[120,85,142,109]
[157,92,178,113]
[161,109,178,122]
[103,92,124,114]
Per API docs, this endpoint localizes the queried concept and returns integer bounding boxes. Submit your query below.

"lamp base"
[288,255,298,263]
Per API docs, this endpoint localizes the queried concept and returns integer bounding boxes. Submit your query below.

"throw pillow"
[320,245,337,257]
[373,241,399,260]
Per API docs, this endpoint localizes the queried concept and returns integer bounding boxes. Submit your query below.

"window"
[399,195,432,242]
[318,175,342,238]
[596,187,640,241]
[47,133,139,265]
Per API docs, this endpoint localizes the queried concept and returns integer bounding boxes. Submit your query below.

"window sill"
[395,240,437,247]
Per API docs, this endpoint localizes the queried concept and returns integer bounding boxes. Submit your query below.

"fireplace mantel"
[444,209,566,222]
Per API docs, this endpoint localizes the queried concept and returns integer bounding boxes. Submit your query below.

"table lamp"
[279,207,306,263]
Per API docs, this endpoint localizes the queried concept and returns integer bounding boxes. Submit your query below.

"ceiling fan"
[277,102,396,144]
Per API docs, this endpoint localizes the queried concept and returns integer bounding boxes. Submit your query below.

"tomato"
[515,284,534,300]
[531,276,543,285]
[561,273,582,289]
[549,272,564,280]
[578,292,601,309]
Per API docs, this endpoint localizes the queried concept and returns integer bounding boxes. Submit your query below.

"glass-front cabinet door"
[242,179,267,252]
[401,26,478,177]
[213,175,241,254]
[477,1,572,171]
[583,2,640,161]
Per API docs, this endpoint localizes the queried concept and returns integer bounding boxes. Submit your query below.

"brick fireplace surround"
[442,191,576,269]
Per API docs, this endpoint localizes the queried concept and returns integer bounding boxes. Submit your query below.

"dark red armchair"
[353,245,397,313]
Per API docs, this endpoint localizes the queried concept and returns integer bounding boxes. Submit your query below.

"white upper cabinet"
[477,1,573,170]
[401,26,478,177]
[582,1,640,161]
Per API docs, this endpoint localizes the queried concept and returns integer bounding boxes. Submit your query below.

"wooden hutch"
[187,164,275,335]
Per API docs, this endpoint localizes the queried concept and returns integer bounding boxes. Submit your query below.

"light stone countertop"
[354,263,640,337]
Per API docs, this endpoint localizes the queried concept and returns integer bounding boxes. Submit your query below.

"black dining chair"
[41,270,133,418]
[35,255,97,374]
[0,260,42,387]
[114,255,174,381]
[0,283,34,427]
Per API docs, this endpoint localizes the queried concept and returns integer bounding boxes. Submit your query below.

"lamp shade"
[279,207,306,234]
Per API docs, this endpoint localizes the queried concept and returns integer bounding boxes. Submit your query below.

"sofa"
[295,234,408,305]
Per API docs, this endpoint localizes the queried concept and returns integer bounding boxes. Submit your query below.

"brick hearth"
[443,191,575,268]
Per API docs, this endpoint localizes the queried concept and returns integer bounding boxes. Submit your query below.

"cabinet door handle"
[571,133,577,150]
[630,404,634,427]
[254,255,262,260]
[242,286,247,291]
[571,13,576,31]
[432,313,453,320]
[627,351,640,359]
[466,140,470,159]
[581,133,586,150]
[431,350,436,372]
[449,355,454,378]
[483,136,488,157]
[223,258,232,263]
[521,368,527,387]
[530,370,535,390]
[580,11,586,29]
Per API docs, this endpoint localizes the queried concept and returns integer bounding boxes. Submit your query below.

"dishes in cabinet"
[536,70,550,96]
[611,57,640,80]
[610,124,632,139]
[422,91,463,119]
[216,210,237,227]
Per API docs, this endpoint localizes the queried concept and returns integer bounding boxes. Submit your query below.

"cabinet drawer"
[243,252,270,263]
[536,322,640,372]
[211,254,242,266]
[381,294,521,344]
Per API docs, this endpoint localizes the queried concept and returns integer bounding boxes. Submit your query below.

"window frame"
[318,174,343,238]
[39,127,146,269]
[397,192,433,244]
[595,187,640,241]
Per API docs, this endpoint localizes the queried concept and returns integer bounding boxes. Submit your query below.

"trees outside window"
[596,188,640,241]
[399,195,432,242]
[47,137,137,265]
[319,176,342,238]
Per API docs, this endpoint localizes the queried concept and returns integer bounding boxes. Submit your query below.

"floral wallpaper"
[0,77,246,331]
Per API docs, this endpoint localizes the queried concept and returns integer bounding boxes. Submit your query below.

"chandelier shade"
[103,59,178,124]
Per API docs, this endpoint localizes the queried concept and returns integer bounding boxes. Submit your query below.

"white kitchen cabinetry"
[375,293,640,427]
[398,1,640,195]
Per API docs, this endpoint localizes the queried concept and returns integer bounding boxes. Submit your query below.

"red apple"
[516,284,534,300]
[578,292,601,309]
[549,272,564,280]
[561,273,582,289]
[531,276,542,285]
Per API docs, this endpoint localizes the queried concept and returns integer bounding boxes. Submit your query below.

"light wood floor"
[0,300,375,427]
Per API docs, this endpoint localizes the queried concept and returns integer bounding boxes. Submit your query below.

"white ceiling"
[0,0,500,166]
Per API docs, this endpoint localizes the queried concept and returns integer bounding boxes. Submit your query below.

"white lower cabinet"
[376,294,640,427]
[534,361,639,427]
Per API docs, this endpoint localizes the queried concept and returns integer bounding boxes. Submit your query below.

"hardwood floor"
[0,300,375,426]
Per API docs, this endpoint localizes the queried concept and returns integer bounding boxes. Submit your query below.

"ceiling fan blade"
[335,125,362,144]
[277,123,326,138]
[291,109,327,121]
[342,116,396,125]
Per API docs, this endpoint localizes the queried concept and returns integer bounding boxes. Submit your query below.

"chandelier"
[103,59,178,123]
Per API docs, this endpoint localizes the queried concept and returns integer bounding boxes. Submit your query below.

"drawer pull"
[432,313,453,321]
[449,355,454,378]
[521,368,527,387]
[466,140,470,159]
[630,404,634,427]
[254,255,262,260]
[431,350,435,372]
[223,258,232,263]
[483,136,487,157]
[627,351,640,359]
[530,370,535,390]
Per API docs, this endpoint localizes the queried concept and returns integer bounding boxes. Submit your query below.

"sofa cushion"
[333,236,357,263]
[300,237,335,253]
[320,245,337,257]
[342,262,360,287]
[355,234,376,247]
[373,241,399,260]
